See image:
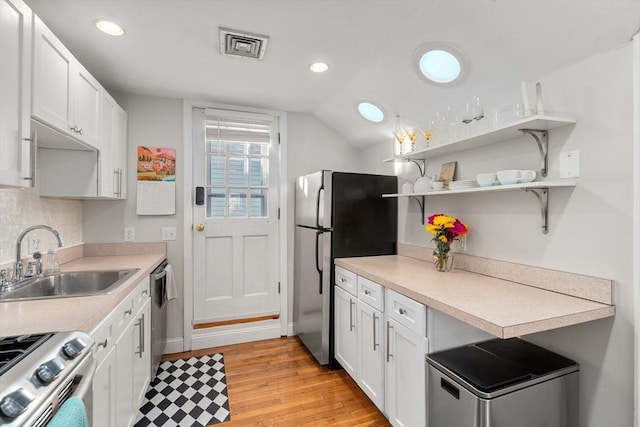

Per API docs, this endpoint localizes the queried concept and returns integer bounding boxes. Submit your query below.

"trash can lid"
[428,338,578,393]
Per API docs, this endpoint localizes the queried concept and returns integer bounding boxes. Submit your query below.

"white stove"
[0,331,95,427]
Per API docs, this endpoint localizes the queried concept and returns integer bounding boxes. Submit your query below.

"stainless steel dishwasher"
[150,259,168,380]
[427,338,579,427]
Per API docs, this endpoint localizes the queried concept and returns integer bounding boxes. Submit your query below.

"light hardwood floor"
[163,337,391,426]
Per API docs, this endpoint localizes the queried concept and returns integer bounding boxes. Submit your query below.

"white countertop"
[0,251,166,336]
[335,255,615,338]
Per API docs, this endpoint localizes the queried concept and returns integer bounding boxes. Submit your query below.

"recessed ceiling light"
[357,102,385,123]
[309,62,329,73]
[413,42,468,86]
[94,19,125,36]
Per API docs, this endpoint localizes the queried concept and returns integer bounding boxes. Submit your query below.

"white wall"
[358,43,635,426]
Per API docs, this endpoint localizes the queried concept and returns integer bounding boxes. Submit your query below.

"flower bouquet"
[425,213,468,272]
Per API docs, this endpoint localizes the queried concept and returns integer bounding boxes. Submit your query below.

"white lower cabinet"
[91,277,151,427]
[385,317,427,427]
[356,299,385,410]
[334,285,357,378]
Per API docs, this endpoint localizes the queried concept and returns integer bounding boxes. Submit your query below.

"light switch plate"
[162,227,177,241]
[559,150,580,178]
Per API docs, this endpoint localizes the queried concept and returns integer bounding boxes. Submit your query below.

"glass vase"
[433,249,454,272]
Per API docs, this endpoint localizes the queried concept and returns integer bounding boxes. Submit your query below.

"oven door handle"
[154,270,167,281]
[72,357,97,400]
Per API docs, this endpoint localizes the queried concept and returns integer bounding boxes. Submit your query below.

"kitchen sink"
[0,269,139,302]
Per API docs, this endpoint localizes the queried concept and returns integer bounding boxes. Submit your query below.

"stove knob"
[0,389,34,418]
[63,337,87,359]
[36,359,64,384]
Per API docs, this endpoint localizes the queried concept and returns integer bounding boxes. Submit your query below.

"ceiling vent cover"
[219,27,269,60]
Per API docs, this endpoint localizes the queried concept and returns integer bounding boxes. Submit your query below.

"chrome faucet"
[13,225,64,284]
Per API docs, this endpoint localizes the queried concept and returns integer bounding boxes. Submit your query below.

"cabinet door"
[133,299,151,409]
[92,345,117,427]
[334,285,357,379]
[72,62,101,147]
[115,316,135,427]
[114,104,127,198]
[385,318,427,427]
[32,15,73,133]
[0,0,32,188]
[356,300,384,411]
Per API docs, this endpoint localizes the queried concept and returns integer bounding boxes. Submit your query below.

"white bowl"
[476,173,497,187]
[497,170,522,185]
[492,103,524,126]
[431,181,444,190]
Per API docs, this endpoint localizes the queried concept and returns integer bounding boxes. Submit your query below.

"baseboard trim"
[191,319,281,350]
[164,337,185,355]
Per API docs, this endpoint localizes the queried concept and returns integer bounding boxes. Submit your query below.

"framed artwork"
[439,161,457,189]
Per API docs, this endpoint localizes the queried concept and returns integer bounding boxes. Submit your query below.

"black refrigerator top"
[331,172,397,259]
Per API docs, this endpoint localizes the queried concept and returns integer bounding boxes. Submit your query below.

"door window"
[205,116,271,218]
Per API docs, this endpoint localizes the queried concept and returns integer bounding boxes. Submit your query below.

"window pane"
[207,188,226,218]
[208,156,226,185]
[207,140,224,155]
[227,142,247,155]
[250,189,267,217]
[229,188,248,217]
[249,143,269,156]
[249,158,268,186]
[228,157,248,185]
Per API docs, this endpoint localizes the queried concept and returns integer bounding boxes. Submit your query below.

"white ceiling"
[25,0,640,148]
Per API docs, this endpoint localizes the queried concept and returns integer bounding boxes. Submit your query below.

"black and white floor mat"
[134,353,231,427]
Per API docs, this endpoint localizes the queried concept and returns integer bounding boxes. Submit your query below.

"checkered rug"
[134,353,231,426]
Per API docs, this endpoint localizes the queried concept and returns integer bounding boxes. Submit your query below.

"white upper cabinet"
[32,14,101,149]
[0,0,33,188]
[99,92,127,199]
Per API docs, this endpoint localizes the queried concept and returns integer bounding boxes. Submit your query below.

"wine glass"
[462,101,473,125]
[472,96,484,121]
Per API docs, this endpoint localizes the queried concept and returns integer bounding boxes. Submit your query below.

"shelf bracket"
[519,129,548,177]
[409,195,426,225]
[524,188,549,234]
[407,158,426,177]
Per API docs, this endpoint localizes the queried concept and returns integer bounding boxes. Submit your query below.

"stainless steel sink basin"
[0,269,139,302]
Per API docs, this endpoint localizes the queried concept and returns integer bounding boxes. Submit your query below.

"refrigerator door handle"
[315,184,324,229]
[315,231,323,294]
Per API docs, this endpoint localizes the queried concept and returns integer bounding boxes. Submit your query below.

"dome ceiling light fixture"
[309,62,329,73]
[94,19,125,36]
[413,42,468,86]
[357,102,385,123]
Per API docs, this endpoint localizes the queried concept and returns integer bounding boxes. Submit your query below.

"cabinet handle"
[399,308,406,316]
[135,314,145,358]
[22,132,37,186]
[363,289,371,296]
[349,299,355,332]
[78,128,83,135]
[340,277,346,282]
[124,308,132,316]
[118,168,123,197]
[386,321,393,362]
[372,312,378,351]
[97,338,108,349]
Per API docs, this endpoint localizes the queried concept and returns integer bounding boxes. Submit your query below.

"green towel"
[46,397,88,427]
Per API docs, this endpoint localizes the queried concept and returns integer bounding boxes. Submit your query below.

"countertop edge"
[335,256,615,339]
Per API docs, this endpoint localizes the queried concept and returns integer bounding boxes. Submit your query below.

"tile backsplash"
[0,188,83,264]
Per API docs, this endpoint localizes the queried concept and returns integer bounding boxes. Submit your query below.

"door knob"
[195,224,205,232]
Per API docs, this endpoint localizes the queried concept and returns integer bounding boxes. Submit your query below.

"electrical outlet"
[124,227,135,242]
[161,227,177,241]
[28,234,40,254]
[559,150,580,178]
[454,235,467,252]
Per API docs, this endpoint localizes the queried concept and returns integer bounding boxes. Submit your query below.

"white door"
[192,108,280,325]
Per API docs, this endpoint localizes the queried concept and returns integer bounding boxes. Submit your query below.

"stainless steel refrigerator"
[294,170,397,365]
